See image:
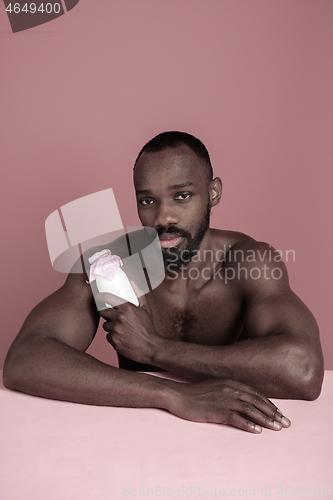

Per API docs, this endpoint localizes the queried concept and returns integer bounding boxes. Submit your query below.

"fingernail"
[282,417,291,427]
[273,421,282,430]
[254,425,262,433]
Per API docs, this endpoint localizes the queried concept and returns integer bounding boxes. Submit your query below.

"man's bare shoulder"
[211,228,282,260]
[210,229,290,294]
[210,228,255,253]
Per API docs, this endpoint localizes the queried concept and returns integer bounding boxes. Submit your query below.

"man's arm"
[102,243,324,400]
[3,270,291,433]
[2,272,171,408]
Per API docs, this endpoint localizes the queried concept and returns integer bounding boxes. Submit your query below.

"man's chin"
[161,244,183,259]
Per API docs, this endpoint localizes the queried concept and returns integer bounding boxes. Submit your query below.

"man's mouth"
[159,234,184,249]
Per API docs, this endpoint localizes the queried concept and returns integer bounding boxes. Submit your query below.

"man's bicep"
[238,245,319,341]
[16,274,100,352]
[244,288,319,343]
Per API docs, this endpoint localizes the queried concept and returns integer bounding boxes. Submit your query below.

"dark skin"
[3,145,324,434]
[102,145,323,398]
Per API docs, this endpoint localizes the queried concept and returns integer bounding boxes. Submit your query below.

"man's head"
[133,131,222,271]
[134,131,213,182]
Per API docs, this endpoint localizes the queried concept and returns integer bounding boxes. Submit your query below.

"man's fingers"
[236,390,284,420]
[230,415,262,434]
[222,379,280,411]
[221,380,291,427]
[105,332,115,347]
[209,399,288,433]
[102,318,114,332]
[210,411,262,434]
[230,399,285,431]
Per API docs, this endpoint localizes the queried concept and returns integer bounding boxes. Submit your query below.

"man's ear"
[209,177,222,207]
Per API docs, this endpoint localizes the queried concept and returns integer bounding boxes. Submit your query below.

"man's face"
[134,145,212,271]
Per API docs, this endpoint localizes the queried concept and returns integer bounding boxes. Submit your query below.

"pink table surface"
[1,371,332,500]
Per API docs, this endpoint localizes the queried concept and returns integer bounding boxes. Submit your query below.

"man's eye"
[176,193,191,200]
[141,199,154,205]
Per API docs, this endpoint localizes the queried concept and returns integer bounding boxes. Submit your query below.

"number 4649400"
[277,486,332,496]
[6,3,61,14]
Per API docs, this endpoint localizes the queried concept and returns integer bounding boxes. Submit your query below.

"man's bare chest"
[147,279,245,345]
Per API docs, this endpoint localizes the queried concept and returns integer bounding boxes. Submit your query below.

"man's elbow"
[291,347,324,401]
[3,365,16,391]
[295,370,323,401]
[2,345,28,392]
[3,355,20,391]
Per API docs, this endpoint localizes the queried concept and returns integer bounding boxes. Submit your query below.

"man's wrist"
[150,335,174,367]
[139,372,180,411]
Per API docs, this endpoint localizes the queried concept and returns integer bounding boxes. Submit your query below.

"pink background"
[1,0,332,370]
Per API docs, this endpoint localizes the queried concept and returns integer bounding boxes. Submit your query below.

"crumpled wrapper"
[88,249,122,283]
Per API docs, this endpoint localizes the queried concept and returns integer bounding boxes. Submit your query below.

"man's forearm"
[3,336,174,409]
[3,336,296,434]
[152,334,321,399]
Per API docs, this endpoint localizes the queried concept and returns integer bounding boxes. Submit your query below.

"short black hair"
[134,131,213,181]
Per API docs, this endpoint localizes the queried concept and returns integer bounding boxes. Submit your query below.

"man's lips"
[159,234,184,248]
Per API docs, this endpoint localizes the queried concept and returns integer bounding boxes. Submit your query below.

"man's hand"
[167,378,291,434]
[97,283,164,364]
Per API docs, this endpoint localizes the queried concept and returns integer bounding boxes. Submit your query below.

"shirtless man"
[3,131,324,434]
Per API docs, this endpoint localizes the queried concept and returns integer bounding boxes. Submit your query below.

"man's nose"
[153,202,179,228]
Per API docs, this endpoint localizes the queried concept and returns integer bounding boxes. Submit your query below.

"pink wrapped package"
[88,249,139,308]
[88,249,122,283]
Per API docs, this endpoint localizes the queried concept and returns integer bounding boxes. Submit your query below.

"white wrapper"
[88,249,139,308]
[95,269,139,308]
